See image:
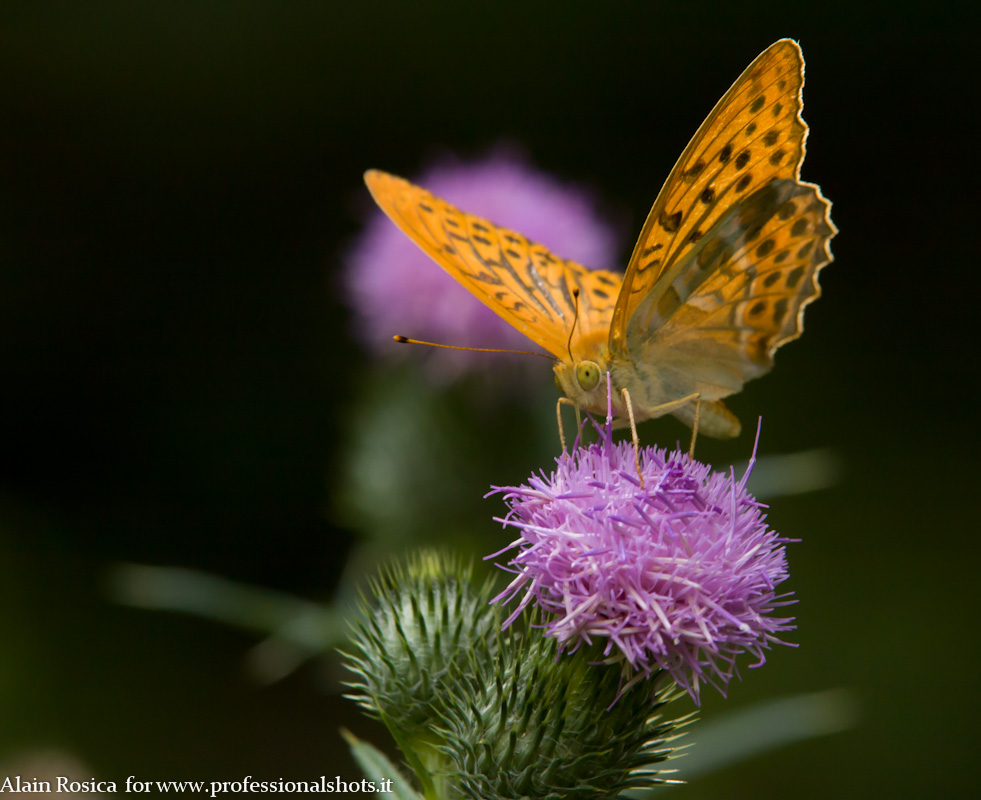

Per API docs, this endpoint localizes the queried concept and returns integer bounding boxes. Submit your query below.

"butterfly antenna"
[566,287,581,363]
[393,335,556,360]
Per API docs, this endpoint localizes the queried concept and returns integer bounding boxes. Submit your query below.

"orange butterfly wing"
[363,169,622,362]
[606,39,835,435]
[611,39,827,359]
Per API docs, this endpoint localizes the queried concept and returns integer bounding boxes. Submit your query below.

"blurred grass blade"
[340,730,423,800]
[626,689,858,796]
[106,563,347,680]
[742,448,842,498]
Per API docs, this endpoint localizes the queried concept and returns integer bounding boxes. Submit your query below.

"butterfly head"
[553,356,613,415]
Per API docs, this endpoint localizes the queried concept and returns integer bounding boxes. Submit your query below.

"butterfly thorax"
[557,354,742,438]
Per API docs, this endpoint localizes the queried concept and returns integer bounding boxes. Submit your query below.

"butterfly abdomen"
[609,358,741,438]
[672,400,741,439]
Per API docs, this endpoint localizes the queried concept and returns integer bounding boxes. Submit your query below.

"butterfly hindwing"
[626,178,835,403]
[364,170,620,360]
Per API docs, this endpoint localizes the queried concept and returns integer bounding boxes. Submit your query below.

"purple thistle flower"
[488,415,797,704]
[344,147,622,383]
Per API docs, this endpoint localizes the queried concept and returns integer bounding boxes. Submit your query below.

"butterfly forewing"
[364,170,621,361]
[611,39,811,357]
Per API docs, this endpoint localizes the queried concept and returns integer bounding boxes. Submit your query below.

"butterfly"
[364,39,835,442]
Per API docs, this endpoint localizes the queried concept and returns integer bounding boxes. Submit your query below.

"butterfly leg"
[620,388,644,488]
[556,397,582,453]
[644,392,702,418]
[689,395,702,459]
[643,392,703,458]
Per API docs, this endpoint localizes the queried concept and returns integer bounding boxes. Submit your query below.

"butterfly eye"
[576,361,601,391]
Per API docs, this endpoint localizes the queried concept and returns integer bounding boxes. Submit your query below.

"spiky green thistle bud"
[343,551,497,733]
[343,551,689,799]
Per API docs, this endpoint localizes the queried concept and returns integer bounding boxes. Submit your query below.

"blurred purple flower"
[489,417,797,704]
[344,148,622,382]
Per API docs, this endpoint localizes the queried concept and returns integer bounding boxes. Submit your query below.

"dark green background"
[1,1,977,797]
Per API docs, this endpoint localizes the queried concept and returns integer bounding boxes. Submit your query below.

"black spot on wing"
[777,200,796,220]
[696,238,726,271]
[685,160,706,180]
[471,270,503,285]
[785,265,806,288]
[772,297,789,324]
[659,209,683,233]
